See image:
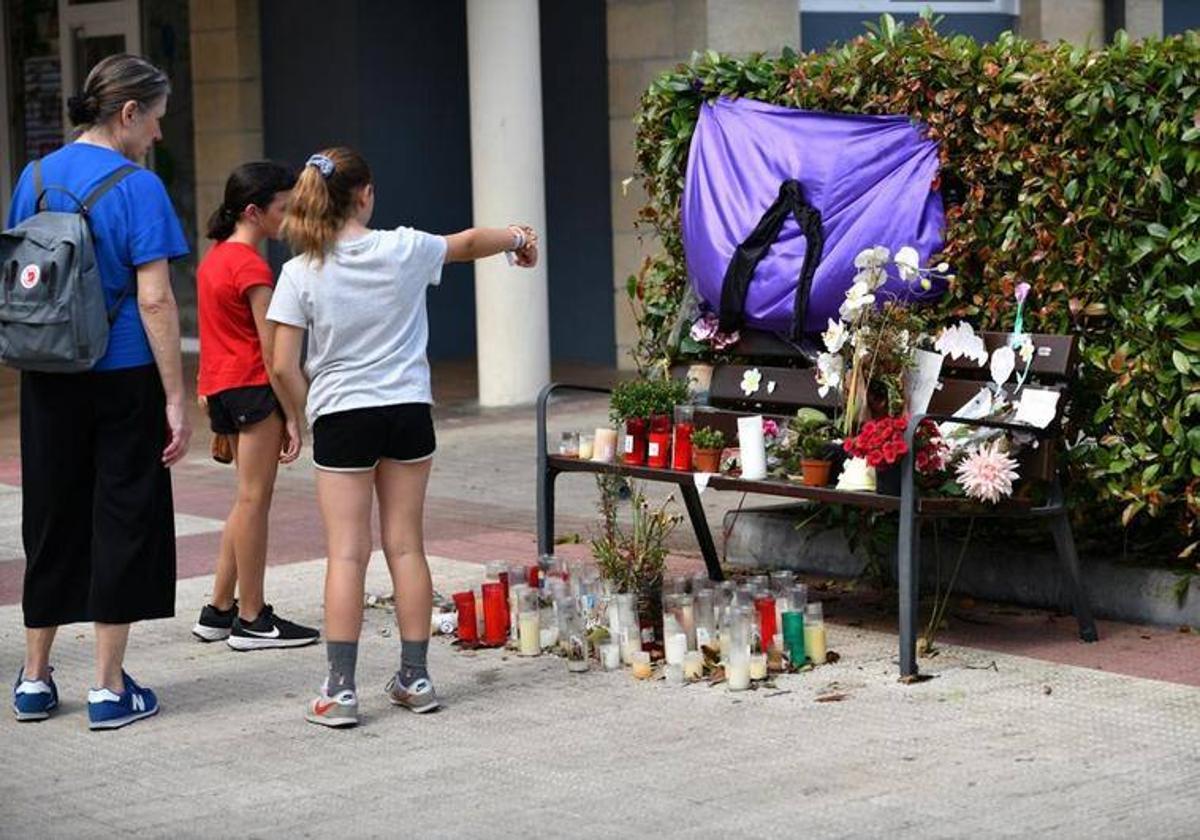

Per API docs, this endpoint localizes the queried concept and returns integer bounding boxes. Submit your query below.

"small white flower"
[1019,340,1035,363]
[936,262,950,273]
[894,246,921,282]
[740,368,762,397]
[821,318,848,353]
[990,345,1016,386]
[839,282,877,320]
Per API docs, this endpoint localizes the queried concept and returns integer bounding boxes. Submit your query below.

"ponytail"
[206,160,297,241]
[283,147,372,262]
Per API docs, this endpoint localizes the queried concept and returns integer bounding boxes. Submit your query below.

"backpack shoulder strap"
[81,165,138,215]
[33,160,46,212]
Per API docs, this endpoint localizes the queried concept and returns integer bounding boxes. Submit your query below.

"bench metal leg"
[679,482,724,582]
[897,449,920,678]
[1048,510,1099,642]
[536,463,558,559]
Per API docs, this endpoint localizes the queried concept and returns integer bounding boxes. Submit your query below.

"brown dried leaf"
[815,692,848,703]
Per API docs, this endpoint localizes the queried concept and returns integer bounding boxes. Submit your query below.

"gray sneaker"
[385,674,440,714]
[305,689,358,728]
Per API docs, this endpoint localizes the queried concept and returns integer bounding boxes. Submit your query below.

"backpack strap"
[82,165,138,214]
[33,160,45,211]
[717,179,825,341]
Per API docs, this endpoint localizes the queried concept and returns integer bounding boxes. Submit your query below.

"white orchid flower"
[821,318,848,353]
[839,282,876,320]
[854,245,891,270]
[894,246,921,282]
[815,352,844,398]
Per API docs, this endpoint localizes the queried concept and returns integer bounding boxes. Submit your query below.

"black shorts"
[206,384,282,434]
[20,365,176,627]
[312,403,436,471]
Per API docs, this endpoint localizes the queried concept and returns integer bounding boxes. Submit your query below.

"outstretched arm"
[443,225,538,267]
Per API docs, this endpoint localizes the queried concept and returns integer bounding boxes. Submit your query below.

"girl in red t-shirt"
[192,162,318,649]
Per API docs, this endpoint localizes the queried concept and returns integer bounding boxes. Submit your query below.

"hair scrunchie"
[306,154,335,178]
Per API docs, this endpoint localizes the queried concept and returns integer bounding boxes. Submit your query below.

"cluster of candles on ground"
[449,564,828,690]
[558,405,698,471]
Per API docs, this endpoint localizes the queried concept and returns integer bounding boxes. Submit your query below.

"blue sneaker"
[87,671,159,730]
[12,668,58,721]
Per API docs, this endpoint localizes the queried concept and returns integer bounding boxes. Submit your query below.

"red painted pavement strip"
[3,456,1200,688]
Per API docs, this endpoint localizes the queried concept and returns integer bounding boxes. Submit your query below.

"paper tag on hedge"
[1014,387,1060,428]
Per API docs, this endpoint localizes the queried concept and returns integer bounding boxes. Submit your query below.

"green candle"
[782,610,805,664]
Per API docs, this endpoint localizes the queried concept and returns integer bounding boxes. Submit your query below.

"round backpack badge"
[19,264,40,290]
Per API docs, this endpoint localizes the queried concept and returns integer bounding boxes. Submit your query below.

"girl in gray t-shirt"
[267,146,538,728]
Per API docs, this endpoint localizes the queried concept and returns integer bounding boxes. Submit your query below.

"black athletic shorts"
[20,364,176,627]
[206,384,282,434]
[312,403,436,471]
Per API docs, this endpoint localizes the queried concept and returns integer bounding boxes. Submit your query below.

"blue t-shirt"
[6,143,190,371]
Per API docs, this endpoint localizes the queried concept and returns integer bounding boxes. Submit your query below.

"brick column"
[188,0,264,257]
[606,0,797,369]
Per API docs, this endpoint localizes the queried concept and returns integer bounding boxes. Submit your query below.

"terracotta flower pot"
[693,447,722,473]
[800,458,832,487]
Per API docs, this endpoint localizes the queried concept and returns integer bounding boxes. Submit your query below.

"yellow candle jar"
[804,602,827,665]
[631,651,653,679]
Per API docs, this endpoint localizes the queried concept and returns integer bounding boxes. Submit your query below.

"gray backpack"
[0,161,137,372]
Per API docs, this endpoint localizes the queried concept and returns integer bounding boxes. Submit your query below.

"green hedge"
[630,15,1200,558]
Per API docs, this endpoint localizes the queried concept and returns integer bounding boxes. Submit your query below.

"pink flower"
[955,440,1020,503]
[762,418,779,439]
[690,314,718,342]
[711,329,741,351]
[1015,282,1031,303]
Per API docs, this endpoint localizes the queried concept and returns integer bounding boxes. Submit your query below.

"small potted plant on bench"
[787,408,836,487]
[691,425,725,473]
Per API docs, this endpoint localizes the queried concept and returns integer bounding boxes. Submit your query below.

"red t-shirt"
[197,241,275,396]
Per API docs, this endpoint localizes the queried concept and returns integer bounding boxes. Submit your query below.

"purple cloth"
[682,97,945,334]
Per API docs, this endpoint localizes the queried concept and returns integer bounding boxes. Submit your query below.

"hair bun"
[66,93,98,125]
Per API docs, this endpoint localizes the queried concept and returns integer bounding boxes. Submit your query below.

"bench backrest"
[672,329,1078,482]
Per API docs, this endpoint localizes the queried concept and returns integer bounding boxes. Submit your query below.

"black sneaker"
[227,605,320,651]
[192,602,237,642]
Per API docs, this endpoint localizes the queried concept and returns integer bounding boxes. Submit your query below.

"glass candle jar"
[622,418,647,466]
[517,589,540,657]
[593,427,618,463]
[577,433,594,460]
[683,650,704,680]
[559,430,580,457]
[755,595,777,654]
[749,652,768,680]
[770,570,795,593]
[665,632,688,666]
[561,600,590,672]
[452,590,478,644]
[599,641,621,671]
[481,582,508,646]
[508,582,529,643]
[671,405,694,471]
[781,609,805,665]
[631,650,652,679]
[616,593,642,663]
[804,602,827,665]
[694,590,717,652]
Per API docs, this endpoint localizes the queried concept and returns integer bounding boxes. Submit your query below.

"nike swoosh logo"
[241,626,281,638]
[314,700,337,715]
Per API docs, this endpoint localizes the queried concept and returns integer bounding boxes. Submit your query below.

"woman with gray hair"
[6,54,189,729]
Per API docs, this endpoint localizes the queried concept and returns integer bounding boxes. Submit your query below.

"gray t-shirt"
[266,226,447,425]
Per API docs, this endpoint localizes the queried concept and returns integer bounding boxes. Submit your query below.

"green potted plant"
[691,425,725,473]
[610,378,691,467]
[789,408,835,487]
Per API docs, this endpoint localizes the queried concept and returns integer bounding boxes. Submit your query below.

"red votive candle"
[756,595,777,653]
[453,591,478,643]
[647,430,671,468]
[526,564,540,589]
[623,418,647,466]
[671,421,693,471]
[482,582,507,645]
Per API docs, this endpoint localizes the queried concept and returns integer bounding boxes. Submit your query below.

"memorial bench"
[536,330,1098,678]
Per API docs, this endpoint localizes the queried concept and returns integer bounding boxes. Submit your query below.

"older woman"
[6,54,189,729]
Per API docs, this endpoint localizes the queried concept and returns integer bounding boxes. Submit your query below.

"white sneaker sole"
[305,711,358,728]
[192,623,231,642]
[12,701,56,722]
[88,705,159,730]
[387,693,441,714]
[227,634,319,651]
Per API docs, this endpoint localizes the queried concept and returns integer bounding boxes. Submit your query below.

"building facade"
[1,0,1194,402]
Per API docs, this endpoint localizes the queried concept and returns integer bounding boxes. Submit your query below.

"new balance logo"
[131,693,145,713]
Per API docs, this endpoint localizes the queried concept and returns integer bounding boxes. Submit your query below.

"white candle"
[726,657,751,691]
[599,642,620,670]
[592,427,618,462]
[518,613,540,656]
[749,652,768,680]
[737,415,767,480]
[683,651,704,680]
[665,632,688,666]
[619,626,642,664]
